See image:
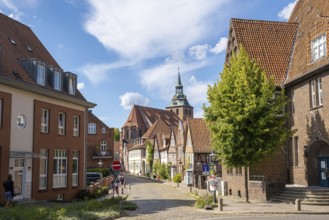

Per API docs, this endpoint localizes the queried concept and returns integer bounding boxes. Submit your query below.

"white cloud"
[189,44,209,61]
[210,37,227,54]
[139,58,208,102]
[120,92,150,110]
[185,76,209,106]
[278,0,297,20]
[194,108,204,118]
[77,82,85,90]
[78,60,134,86]
[0,0,39,21]
[84,0,228,62]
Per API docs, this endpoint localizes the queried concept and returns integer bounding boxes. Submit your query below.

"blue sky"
[0,0,297,129]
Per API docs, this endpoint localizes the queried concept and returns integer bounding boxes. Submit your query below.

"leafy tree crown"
[204,46,291,168]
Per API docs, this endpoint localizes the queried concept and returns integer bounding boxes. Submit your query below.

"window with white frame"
[100,141,107,151]
[310,78,323,108]
[72,151,78,186]
[58,112,65,135]
[54,71,62,91]
[88,123,96,134]
[53,149,67,188]
[37,64,46,85]
[227,167,233,175]
[73,115,79,137]
[318,78,323,106]
[293,136,299,166]
[235,166,242,175]
[102,127,106,134]
[39,149,48,189]
[68,77,76,95]
[312,34,326,61]
[0,99,2,127]
[41,109,49,133]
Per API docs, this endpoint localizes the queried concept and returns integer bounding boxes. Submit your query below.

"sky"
[0,0,297,129]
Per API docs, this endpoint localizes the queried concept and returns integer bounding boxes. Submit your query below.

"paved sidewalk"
[162,180,329,215]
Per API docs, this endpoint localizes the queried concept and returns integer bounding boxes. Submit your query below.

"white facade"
[128,149,142,174]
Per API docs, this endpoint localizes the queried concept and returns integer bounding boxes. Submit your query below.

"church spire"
[176,67,183,95]
[166,67,193,120]
[177,66,182,86]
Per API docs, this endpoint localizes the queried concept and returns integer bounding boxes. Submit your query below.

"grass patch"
[0,196,137,220]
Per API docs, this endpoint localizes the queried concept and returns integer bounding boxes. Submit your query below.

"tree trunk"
[244,166,249,203]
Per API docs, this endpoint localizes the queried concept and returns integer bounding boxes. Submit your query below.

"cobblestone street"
[117,174,329,220]
[119,174,219,220]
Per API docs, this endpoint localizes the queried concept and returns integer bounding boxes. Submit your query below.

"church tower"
[166,68,193,120]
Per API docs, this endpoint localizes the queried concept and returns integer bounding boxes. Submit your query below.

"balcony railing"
[92,150,112,158]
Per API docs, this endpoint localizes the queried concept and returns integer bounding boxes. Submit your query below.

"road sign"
[202,164,210,176]
[112,160,122,170]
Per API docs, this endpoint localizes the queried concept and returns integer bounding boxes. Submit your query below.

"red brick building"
[87,110,114,169]
[222,0,329,200]
[0,13,95,203]
[285,0,329,188]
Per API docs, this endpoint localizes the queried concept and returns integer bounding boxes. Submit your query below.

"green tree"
[114,128,120,141]
[146,140,154,175]
[204,46,291,202]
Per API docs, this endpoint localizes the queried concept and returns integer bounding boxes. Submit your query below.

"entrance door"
[14,170,23,195]
[318,157,329,187]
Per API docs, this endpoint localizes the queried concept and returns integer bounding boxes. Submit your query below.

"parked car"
[86,172,103,185]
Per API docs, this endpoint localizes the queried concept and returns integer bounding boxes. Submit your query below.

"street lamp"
[98,159,103,185]
[98,159,103,169]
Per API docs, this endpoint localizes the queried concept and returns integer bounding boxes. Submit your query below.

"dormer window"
[54,70,62,91]
[69,77,75,94]
[37,64,46,86]
[64,72,77,95]
[311,34,326,62]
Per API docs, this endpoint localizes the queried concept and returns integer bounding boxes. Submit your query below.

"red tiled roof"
[0,13,89,102]
[285,0,329,84]
[187,118,211,153]
[122,105,181,129]
[229,18,298,86]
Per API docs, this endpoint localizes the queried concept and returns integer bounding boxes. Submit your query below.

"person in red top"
[3,174,14,207]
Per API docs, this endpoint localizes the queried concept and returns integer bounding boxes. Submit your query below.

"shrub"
[159,163,170,180]
[173,174,182,183]
[77,189,92,200]
[194,193,213,209]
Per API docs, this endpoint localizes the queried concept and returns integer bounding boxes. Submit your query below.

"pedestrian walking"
[3,174,14,207]
[113,179,119,196]
[119,174,125,186]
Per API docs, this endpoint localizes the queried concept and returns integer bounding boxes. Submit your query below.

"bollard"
[295,199,301,211]
[218,197,223,211]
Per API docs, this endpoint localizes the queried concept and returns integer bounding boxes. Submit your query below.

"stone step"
[280,192,329,198]
[271,187,329,205]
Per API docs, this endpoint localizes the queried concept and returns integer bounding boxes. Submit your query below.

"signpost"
[112,160,122,171]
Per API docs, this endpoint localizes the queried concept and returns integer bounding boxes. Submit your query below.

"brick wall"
[33,100,86,201]
[87,111,114,169]
[222,147,288,201]
[0,91,12,204]
[287,69,329,186]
